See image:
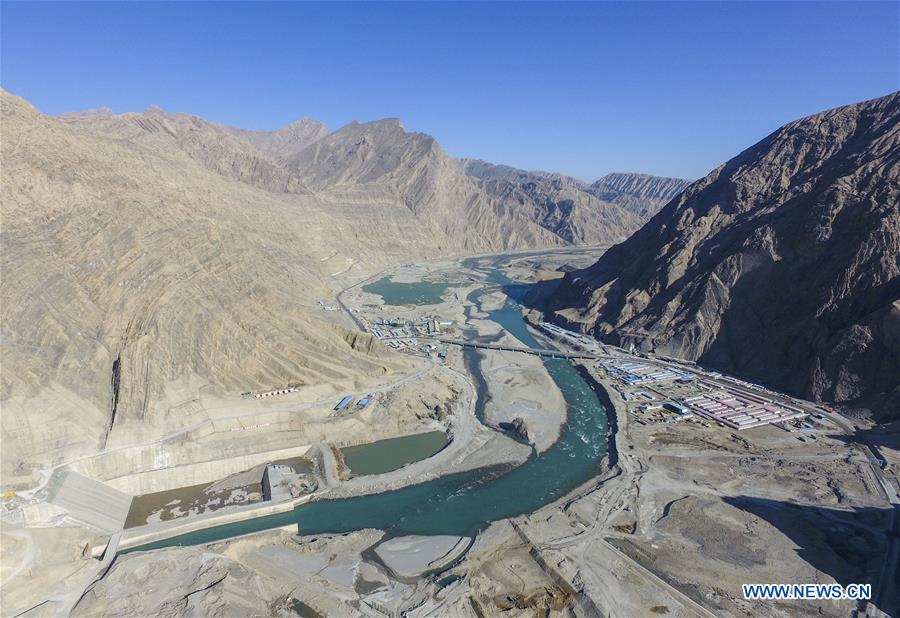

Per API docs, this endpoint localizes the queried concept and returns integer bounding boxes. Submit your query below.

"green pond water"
[128,255,609,551]
[342,431,449,476]
[362,277,450,306]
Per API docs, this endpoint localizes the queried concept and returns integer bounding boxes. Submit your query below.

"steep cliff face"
[588,172,691,219]
[548,92,900,416]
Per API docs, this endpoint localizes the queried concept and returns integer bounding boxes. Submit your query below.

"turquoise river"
[130,255,610,550]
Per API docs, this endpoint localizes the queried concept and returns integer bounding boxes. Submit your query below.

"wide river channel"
[131,254,610,550]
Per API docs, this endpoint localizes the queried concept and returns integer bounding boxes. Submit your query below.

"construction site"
[2,248,896,618]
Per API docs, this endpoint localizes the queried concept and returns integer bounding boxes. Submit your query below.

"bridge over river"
[423,337,601,360]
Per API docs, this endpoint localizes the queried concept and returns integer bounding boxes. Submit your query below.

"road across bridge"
[425,337,600,360]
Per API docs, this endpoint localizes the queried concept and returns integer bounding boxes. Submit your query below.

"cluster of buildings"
[600,360,693,386]
[597,356,808,431]
[242,384,301,399]
[370,322,421,353]
[332,394,372,414]
[643,401,694,422]
[368,317,454,355]
[253,386,300,399]
[372,317,452,337]
[682,381,807,430]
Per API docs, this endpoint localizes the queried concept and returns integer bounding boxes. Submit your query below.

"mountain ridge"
[0,88,684,478]
[53,98,689,246]
[589,172,692,219]
[543,91,900,417]
[460,159,688,244]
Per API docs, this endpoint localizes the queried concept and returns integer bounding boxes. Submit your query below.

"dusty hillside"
[588,172,690,219]
[1,92,435,479]
[546,92,900,416]
[218,120,681,247]
[0,88,696,479]
[61,107,313,195]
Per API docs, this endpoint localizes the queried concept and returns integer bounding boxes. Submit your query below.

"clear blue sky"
[2,2,897,180]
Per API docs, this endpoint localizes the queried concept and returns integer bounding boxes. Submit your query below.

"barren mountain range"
[0,89,685,479]
[545,92,900,417]
[462,160,688,244]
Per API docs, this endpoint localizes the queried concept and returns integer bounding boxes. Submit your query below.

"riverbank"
[57,244,893,618]
[467,290,567,452]
[316,361,531,501]
[574,363,620,469]
[2,248,628,618]
[113,254,613,550]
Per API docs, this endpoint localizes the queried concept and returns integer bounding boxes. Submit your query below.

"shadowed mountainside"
[722,496,896,614]
[462,160,688,244]
[544,92,900,418]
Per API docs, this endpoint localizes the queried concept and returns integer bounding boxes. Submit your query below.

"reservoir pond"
[362,277,450,306]
[341,431,449,476]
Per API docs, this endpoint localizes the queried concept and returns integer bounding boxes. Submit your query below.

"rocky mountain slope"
[223,117,329,161]
[281,119,556,250]
[1,92,421,479]
[61,106,313,195]
[0,89,682,480]
[546,92,900,416]
[462,161,687,244]
[282,119,623,249]
[462,161,637,244]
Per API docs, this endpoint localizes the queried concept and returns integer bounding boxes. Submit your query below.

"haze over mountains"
[0,89,686,479]
[545,92,900,417]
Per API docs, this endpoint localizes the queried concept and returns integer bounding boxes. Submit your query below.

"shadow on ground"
[723,495,897,616]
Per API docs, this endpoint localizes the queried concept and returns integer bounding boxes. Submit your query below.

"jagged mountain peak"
[283,116,327,130]
[54,100,313,195]
[327,118,424,147]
